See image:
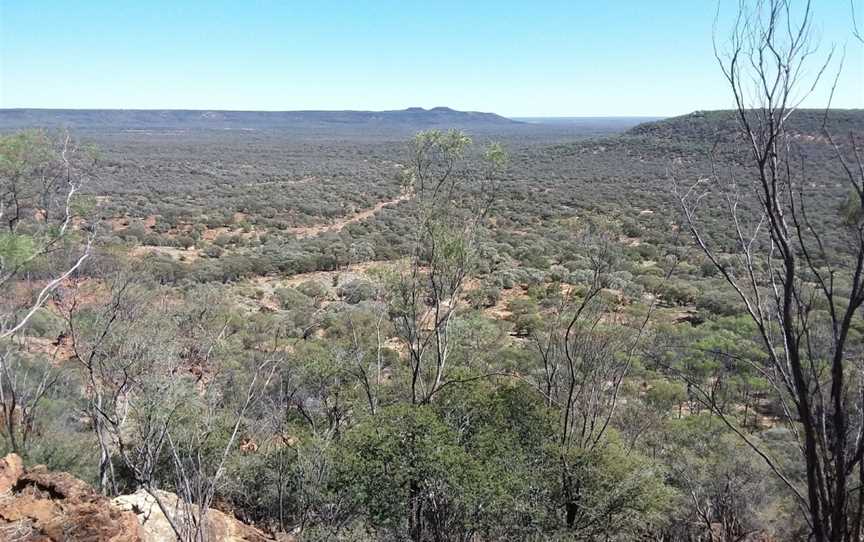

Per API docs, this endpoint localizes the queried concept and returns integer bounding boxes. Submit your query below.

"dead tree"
[674,1,864,539]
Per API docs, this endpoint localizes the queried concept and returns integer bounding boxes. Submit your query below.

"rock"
[0,452,24,493]
[112,490,178,542]
[0,453,272,541]
[21,464,97,502]
[0,454,143,541]
[113,489,275,542]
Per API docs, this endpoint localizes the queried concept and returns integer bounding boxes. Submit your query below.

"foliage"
[0,97,861,540]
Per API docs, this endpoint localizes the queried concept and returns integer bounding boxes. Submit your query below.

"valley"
[2,104,862,542]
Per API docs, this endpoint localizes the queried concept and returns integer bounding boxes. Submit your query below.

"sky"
[0,1,861,117]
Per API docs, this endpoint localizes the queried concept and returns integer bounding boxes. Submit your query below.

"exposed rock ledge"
[0,453,274,542]
[0,453,141,541]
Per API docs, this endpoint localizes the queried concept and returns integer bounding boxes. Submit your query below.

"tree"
[405,129,503,541]
[64,275,277,542]
[0,130,93,457]
[661,415,786,541]
[387,130,506,408]
[674,1,864,539]
[374,130,508,541]
[525,228,664,532]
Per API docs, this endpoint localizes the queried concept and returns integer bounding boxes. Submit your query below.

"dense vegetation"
[2,6,863,536]
[1,103,859,540]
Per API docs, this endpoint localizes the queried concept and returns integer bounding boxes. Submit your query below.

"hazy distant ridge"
[0,107,520,131]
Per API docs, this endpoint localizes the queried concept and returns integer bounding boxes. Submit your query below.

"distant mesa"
[0,107,522,132]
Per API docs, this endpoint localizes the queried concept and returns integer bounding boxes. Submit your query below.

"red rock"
[0,453,273,541]
[0,452,24,493]
[0,454,144,542]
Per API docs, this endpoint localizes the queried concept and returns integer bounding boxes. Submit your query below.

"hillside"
[627,108,864,144]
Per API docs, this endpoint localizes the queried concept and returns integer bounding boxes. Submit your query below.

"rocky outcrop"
[113,489,275,542]
[0,453,143,541]
[0,453,275,542]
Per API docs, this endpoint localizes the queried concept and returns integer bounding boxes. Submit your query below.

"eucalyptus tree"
[0,130,94,457]
[376,130,507,541]
[387,129,507,407]
[525,228,667,533]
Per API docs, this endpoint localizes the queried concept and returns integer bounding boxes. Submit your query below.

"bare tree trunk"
[672,2,864,539]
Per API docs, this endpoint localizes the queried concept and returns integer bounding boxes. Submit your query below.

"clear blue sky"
[1,1,861,117]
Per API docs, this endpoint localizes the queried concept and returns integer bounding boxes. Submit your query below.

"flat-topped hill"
[0,106,521,132]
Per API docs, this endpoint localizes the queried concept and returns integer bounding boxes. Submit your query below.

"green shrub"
[296,280,328,300]
[18,308,65,338]
[275,287,312,310]
[337,279,377,304]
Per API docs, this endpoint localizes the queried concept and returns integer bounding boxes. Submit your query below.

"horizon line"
[2,106,859,118]
[0,106,674,119]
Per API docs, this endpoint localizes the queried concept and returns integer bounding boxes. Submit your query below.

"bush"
[213,233,232,247]
[337,279,377,304]
[467,284,501,309]
[696,287,744,317]
[296,280,329,301]
[661,280,699,305]
[275,287,312,310]
[494,270,516,290]
[568,269,596,285]
[547,264,568,282]
[18,308,65,338]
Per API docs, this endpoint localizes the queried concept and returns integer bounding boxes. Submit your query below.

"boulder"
[0,452,24,493]
[113,489,275,542]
